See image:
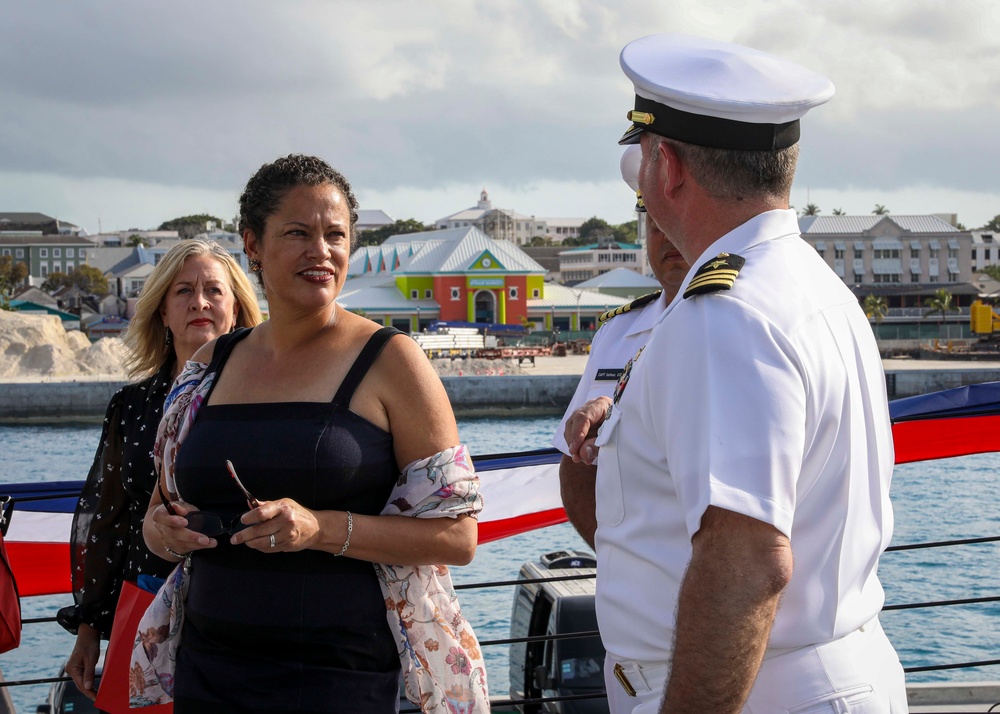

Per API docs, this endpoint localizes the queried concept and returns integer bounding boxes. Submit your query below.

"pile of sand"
[0,310,127,379]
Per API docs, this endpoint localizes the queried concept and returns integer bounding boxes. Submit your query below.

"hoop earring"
[249,259,262,273]
[165,327,173,346]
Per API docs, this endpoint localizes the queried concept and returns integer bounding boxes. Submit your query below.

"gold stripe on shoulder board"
[683,253,745,299]
[599,290,662,324]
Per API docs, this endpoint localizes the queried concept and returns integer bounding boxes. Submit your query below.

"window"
[53,248,61,258]
[873,249,900,259]
[853,272,863,283]
[40,248,48,258]
[40,265,48,277]
[450,287,460,301]
[0,249,8,256]
[410,289,418,299]
[424,289,432,299]
[873,274,900,283]
[532,288,540,298]
[835,248,844,260]
[66,248,75,258]
[854,247,863,259]
[65,262,74,272]
[930,275,939,283]
[53,262,61,274]
[973,249,978,261]
[15,249,23,258]
[911,274,920,283]
[509,286,518,300]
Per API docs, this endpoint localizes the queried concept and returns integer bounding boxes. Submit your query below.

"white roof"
[350,227,545,275]
[798,215,959,234]
[356,209,394,228]
[528,283,628,310]
[437,208,488,223]
[338,274,438,312]
[575,267,660,290]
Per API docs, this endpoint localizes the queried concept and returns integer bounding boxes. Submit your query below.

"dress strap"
[333,327,403,407]
[200,327,253,405]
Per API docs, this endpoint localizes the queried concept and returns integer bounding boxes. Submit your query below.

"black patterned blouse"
[57,361,179,638]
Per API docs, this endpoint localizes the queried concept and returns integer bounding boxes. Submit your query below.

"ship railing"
[2,508,999,714]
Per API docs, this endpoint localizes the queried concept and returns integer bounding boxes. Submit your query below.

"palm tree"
[863,294,888,325]
[872,204,890,216]
[923,289,959,337]
[832,208,845,216]
[801,203,821,216]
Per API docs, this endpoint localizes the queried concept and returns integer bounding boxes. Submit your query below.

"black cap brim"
[618,124,645,145]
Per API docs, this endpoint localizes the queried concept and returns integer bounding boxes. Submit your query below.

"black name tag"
[595,368,625,381]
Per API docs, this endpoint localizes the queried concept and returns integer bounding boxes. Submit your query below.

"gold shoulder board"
[598,290,662,324]
[683,253,745,299]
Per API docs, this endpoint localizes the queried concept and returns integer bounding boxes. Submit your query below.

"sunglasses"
[163,460,260,538]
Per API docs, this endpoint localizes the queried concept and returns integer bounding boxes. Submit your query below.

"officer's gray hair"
[651,136,799,202]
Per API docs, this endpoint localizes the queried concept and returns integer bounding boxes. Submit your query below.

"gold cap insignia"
[626,110,655,126]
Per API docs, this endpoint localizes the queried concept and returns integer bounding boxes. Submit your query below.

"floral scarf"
[151,360,490,713]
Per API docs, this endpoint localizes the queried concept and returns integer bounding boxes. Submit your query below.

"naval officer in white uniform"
[554,145,690,547]
[588,34,907,714]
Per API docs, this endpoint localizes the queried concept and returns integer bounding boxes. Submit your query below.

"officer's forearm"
[659,506,792,714]
[558,455,598,549]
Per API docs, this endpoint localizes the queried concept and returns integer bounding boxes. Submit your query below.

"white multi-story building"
[435,190,589,245]
[970,230,1000,273]
[798,215,972,287]
[558,236,647,284]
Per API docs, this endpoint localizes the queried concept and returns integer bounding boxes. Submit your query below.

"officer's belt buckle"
[613,662,637,697]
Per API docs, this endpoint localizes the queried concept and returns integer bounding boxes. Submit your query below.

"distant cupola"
[477,189,492,210]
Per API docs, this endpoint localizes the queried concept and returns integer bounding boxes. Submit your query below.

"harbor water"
[1,417,998,712]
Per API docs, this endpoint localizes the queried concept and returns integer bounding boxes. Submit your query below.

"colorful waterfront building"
[341,227,627,333]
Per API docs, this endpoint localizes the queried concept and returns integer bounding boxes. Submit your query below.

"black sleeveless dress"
[172,327,403,713]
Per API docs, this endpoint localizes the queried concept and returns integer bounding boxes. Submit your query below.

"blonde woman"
[59,239,262,700]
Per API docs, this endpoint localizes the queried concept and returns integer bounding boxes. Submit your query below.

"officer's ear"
[658,140,685,199]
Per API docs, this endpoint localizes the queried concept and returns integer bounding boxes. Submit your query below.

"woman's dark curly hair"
[238,153,359,251]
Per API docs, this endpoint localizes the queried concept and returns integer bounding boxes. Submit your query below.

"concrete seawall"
[2,368,1000,421]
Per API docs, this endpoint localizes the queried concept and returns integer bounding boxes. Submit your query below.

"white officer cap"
[618,34,834,149]
[619,145,645,212]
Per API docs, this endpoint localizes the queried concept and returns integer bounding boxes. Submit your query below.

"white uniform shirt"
[594,209,895,664]
[552,291,668,455]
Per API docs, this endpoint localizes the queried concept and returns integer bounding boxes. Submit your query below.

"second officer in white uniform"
[554,145,690,547]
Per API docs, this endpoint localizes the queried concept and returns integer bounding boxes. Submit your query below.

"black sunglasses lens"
[185,512,225,537]
[185,512,248,537]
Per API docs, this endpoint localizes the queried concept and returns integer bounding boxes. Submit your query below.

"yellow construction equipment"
[970,299,1000,335]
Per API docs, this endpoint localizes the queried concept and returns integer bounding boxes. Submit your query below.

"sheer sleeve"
[58,388,133,638]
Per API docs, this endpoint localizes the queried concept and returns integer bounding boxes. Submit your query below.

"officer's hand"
[565,396,611,463]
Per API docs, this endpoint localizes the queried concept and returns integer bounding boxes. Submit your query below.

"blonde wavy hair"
[122,240,263,379]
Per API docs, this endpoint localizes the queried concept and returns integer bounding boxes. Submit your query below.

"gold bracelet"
[334,511,352,557]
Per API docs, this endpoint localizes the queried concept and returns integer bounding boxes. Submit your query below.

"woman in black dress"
[60,239,262,699]
[143,156,484,713]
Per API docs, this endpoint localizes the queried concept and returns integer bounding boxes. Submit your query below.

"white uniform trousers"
[604,618,907,714]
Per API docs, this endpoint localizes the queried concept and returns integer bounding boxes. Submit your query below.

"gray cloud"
[2,0,999,228]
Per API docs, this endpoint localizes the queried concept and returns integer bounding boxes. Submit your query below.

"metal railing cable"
[3,529,999,703]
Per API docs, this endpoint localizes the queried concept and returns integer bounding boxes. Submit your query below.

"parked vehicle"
[509,550,605,713]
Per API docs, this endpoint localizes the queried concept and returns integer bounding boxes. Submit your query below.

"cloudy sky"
[4,0,1000,234]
